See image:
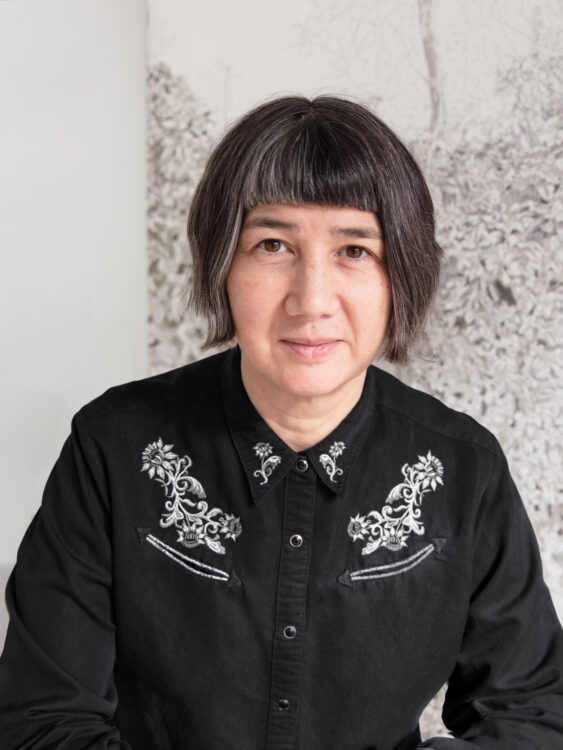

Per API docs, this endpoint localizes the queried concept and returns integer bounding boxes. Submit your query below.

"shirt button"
[278,698,290,711]
[289,534,303,548]
[283,625,297,639]
[295,458,308,472]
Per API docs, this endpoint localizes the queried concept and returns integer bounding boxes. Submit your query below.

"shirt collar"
[221,347,375,503]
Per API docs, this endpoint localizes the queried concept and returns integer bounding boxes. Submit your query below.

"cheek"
[351,275,392,323]
[227,267,277,332]
[376,268,392,310]
[381,276,393,317]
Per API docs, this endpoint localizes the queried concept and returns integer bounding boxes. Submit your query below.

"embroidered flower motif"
[220,513,243,540]
[252,442,282,485]
[319,441,346,482]
[141,438,242,555]
[379,525,408,552]
[177,522,207,548]
[412,452,444,491]
[141,438,178,480]
[347,513,370,541]
[348,451,444,555]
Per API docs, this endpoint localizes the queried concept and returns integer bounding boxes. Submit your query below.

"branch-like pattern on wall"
[147,63,216,373]
[146,50,563,737]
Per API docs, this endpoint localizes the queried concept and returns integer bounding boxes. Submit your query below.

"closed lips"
[281,339,341,360]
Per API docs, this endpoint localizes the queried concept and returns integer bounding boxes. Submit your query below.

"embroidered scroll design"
[253,442,282,485]
[347,451,444,555]
[319,441,346,482]
[141,438,242,555]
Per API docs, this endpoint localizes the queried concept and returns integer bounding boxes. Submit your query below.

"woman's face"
[226,203,392,405]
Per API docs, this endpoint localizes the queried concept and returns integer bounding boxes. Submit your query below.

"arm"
[0,410,131,748]
[419,440,563,748]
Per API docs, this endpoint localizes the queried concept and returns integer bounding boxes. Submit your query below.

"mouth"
[280,339,341,361]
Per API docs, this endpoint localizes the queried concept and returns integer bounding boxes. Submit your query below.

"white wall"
[0,0,147,568]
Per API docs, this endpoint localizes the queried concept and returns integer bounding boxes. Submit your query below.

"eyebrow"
[241,216,382,240]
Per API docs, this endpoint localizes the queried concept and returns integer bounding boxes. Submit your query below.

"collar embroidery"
[252,442,282,485]
[347,451,444,555]
[222,348,375,502]
[141,437,242,555]
[319,441,346,482]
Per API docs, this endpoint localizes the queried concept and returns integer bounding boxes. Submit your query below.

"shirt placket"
[265,456,316,749]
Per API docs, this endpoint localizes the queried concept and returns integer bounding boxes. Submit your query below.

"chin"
[276,371,352,400]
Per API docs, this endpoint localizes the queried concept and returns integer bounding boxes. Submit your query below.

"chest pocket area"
[140,529,241,586]
[338,539,445,588]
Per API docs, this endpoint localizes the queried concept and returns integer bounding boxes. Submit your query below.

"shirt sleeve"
[0,410,131,749]
[419,439,563,748]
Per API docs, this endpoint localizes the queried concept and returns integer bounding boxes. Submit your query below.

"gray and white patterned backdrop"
[146,0,562,737]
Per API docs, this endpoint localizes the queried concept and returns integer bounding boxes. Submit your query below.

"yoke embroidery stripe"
[350,543,435,581]
[146,534,230,582]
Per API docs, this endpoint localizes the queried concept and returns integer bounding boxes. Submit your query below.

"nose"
[284,255,338,319]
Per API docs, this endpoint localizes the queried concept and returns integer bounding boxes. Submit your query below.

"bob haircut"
[187,95,442,362]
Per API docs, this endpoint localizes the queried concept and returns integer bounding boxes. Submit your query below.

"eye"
[257,239,287,253]
[342,246,370,259]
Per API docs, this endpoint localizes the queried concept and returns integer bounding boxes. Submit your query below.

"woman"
[1,96,562,749]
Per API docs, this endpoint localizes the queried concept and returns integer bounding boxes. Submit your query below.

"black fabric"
[1,347,562,749]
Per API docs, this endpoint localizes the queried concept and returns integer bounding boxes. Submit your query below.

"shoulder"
[370,365,496,456]
[78,349,230,425]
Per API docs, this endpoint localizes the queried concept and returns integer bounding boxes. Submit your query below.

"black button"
[283,625,297,639]
[295,458,308,472]
[278,698,290,710]
[289,534,303,548]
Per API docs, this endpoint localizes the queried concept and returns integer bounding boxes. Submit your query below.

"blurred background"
[1,0,562,737]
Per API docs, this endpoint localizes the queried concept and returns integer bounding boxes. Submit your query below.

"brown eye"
[344,246,367,259]
[261,239,282,252]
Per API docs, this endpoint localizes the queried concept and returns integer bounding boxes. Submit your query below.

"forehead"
[241,203,382,237]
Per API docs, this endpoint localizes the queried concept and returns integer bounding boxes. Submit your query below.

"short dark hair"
[187,95,442,362]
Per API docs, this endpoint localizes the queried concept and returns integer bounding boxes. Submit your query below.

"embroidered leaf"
[205,537,226,555]
[361,538,382,555]
[385,483,406,504]
[184,476,206,499]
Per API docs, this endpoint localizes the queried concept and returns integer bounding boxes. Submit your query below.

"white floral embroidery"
[348,451,444,555]
[141,438,242,555]
[319,441,346,482]
[253,442,281,485]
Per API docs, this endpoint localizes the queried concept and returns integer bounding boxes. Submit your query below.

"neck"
[240,357,366,453]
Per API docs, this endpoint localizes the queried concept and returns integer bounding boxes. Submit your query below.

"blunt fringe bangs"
[187,95,442,362]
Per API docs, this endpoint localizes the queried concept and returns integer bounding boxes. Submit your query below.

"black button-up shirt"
[1,347,562,749]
